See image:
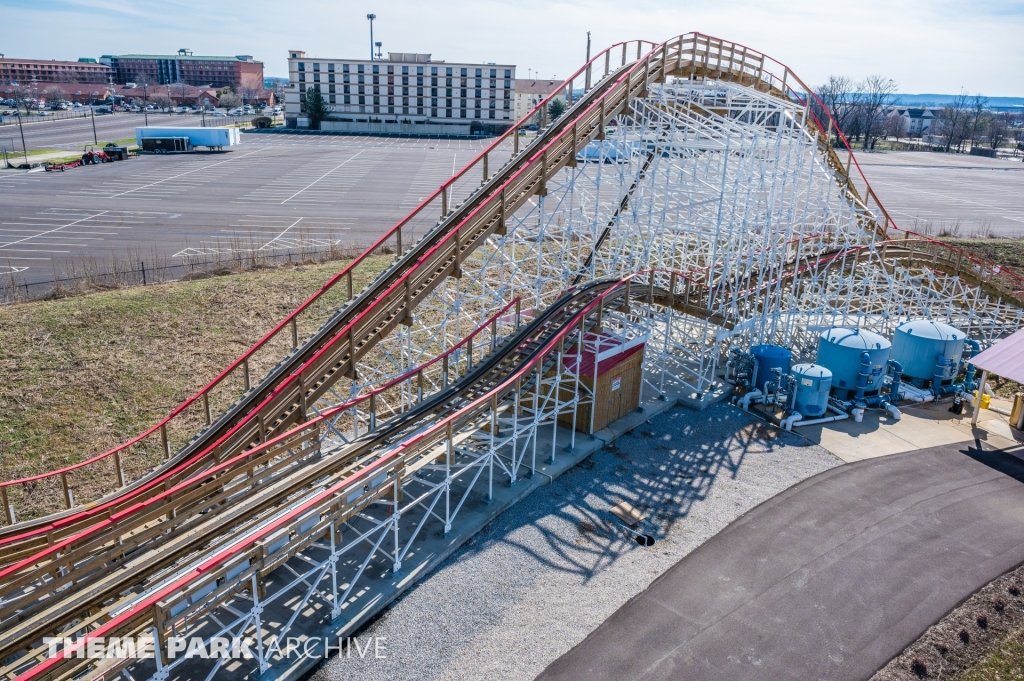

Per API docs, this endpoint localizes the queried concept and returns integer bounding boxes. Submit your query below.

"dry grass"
[0,257,389,485]
[945,238,1024,279]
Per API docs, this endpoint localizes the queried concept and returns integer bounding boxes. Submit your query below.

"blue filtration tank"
[816,327,891,398]
[890,320,966,387]
[751,344,792,392]
[790,364,832,417]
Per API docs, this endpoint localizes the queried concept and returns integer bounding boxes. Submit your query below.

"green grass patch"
[958,627,1024,680]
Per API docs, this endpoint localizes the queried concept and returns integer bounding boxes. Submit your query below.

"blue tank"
[816,327,891,397]
[790,363,832,417]
[751,344,792,393]
[890,320,966,388]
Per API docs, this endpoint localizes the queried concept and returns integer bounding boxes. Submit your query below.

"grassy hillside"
[0,257,388,485]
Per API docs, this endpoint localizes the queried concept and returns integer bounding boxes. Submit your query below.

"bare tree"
[133,75,151,108]
[813,76,857,146]
[858,75,899,149]
[967,95,990,149]
[936,90,972,152]
[884,110,909,142]
[218,91,242,109]
[989,112,1013,150]
[238,74,262,106]
[42,85,65,108]
[150,93,172,111]
[170,81,189,106]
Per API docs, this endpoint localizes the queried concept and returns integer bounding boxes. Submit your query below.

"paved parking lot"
[0,112,211,150]
[0,135,492,285]
[857,151,1024,237]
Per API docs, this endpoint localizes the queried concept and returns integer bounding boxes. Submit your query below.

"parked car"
[72,102,82,108]
[37,111,50,116]
[211,111,227,117]
[227,108,243,116]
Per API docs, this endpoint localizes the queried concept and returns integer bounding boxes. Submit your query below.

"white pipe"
[738,389,763,411]
[790,411,850,428]
[885,403,901,421]
[983,383,995,397]
[852,407,865,423]
[781,412,803,431]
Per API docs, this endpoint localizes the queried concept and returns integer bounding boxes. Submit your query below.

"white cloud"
[3,0,1022,94]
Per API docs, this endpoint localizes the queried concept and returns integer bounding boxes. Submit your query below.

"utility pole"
[586,31,591,63]
[367,14,377,61]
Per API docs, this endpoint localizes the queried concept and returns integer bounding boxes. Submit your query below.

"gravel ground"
[309,402,841,681]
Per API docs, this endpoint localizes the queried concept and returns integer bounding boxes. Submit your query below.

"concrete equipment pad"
[536,440,1024,681]
[799,396,1023,462]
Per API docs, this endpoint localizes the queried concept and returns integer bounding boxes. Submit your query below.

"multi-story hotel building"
[100,50,264,88]
[0,57,112,85]
[285,51,516,134]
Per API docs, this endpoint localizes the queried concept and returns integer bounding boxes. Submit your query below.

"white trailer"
[135,127,240,150]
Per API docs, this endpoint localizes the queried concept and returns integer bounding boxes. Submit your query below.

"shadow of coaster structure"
[1,33,1022,681]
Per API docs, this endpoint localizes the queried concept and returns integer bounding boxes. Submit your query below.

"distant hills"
[897,94,1024,110]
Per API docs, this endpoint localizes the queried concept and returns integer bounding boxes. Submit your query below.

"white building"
[286,51,516,135]
[895,107,939,136]
[514,79,566,124]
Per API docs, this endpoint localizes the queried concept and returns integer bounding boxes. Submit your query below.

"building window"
[299,73,305,83]
[489,111,495,118]
[329,94,336,103]
[358,75,364,84]
[402,76,408,86]
[343,74,350,83]
[402,66,409,75]
[475,89,481,99]
[373,96,379,105]
[313,74,320,83]
[358,64,364,73]
[461,68,467,77]
[490,69,496,78]
[313,63,320,71]
[329,74,335,83]
[431,66,437,76]
[446,109,452,117]
[343,85,350,94]
[372,64,379,74]
[475,68,482,77]
[446,67,453,76]
[417,87,423,96]
[344,95,351,104]
[416,76,423,86]
[329,84,336,93]
[358,95,365,104]
[343,64,350,72]
[298,63,305,71]
[505,69,512,78]
[417,66,423,75]
[328,63,335,72]
[460,108,467,117]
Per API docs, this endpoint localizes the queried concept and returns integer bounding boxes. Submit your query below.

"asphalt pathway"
[536,440,1024,681]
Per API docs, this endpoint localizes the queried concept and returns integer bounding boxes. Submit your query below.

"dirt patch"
[869,563,1024,680]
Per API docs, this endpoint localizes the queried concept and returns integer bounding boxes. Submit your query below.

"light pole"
[15,110,28,166]
[586,31,591,63]
[367,14,376,61]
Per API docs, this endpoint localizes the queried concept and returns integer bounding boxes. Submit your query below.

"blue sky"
[2,0,1023,95]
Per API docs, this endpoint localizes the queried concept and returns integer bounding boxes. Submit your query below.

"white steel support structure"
[3,33,1023,681]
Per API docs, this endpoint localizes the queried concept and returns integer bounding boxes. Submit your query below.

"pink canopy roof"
[970,328,1024,383]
